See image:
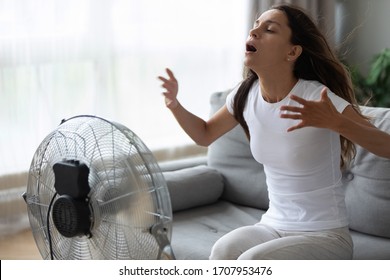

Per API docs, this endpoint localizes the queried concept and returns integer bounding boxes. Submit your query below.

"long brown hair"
[233,4,362,168]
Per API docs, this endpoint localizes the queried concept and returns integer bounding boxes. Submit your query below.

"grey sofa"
[160,90,390,260]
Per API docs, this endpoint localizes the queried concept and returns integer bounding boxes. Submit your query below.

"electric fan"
[23,115,175,260]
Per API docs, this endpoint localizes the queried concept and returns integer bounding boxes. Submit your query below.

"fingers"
[320,87,328,101]
[158,68,179,109]
[280,113,302,120]
[157,69,174,83]
[280,96,305,131]
[286,122,304,132]
[281,89,331,132]
[158,68,178,92]
[291,88,328,104]
[166,68,176,81]
[289,94,307,105]
[157,76,168,83]
[280,105,302,113]
[158,68,176,81]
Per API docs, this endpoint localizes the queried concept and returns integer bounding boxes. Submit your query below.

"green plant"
[350,48,390,107]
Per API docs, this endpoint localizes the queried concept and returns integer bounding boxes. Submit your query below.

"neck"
[257,71,298,103]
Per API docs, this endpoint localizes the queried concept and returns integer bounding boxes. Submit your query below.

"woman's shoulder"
[297,79,350,111]
[226,80,258,101]
[296,79,326,99]
[297,79,324,90]
[226,80,258,114]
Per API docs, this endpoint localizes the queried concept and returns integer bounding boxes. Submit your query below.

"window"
[0,0,250,175]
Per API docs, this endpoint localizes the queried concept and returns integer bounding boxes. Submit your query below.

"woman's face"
[244,9,297,73]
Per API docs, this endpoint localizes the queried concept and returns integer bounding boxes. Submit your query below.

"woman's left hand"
[280,87,341,132]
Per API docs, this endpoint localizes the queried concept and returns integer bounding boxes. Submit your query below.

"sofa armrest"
[163,165,224,212]
[158,156,207,172]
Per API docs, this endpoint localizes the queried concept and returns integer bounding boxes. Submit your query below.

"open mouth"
[246,43,257,53]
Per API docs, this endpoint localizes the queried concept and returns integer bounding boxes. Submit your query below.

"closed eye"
[265,25,277,33]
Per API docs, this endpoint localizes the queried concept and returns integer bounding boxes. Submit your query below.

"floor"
[0,229,41,260]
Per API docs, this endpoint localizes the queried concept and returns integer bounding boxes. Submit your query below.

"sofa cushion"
[171,201,264,259]
[344,106,390,238]
[350,230,390,259]
[207,91,269,210]
[163,165,224,212]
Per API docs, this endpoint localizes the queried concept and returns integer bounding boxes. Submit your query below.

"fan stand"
[151,224,176,260]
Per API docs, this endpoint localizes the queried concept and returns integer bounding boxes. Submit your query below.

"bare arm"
[158,68,238,146]
[280,87,390,159]
[334,106,390,158]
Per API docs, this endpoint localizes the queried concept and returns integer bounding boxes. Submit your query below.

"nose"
[249,27,259,39]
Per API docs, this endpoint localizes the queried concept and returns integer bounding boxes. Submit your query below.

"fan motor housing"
[52,195,92,238]
[53,160,90,199]
[52,160,92,238]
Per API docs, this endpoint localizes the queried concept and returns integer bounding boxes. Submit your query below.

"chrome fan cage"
[24,115,174,260]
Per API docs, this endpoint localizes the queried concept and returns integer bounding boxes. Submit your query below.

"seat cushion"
[171,201,390,260]
[350,230,390,259]
[171,201,264,259]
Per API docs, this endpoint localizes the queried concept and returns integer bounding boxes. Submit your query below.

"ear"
[287,45,302,62]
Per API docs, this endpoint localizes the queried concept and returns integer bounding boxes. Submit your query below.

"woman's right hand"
[158,68,179,109]
[157,68,238,146]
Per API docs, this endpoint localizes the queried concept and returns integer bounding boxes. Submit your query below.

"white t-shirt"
[226,79,350,231]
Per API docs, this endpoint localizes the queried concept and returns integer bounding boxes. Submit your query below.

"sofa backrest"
[207,90,390,239]
[207,90,269,210]
[344,106,390,239]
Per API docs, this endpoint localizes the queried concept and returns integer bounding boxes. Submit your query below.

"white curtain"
[0,0,250,176]
[0,0,251,235]
[248,0,336,45]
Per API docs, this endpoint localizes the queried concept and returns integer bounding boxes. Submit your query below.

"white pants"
[209,224,353,260]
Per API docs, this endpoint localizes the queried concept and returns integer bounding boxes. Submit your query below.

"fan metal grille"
[25,116,173,260]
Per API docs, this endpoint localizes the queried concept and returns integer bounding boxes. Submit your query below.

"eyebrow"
[254,19,282,27]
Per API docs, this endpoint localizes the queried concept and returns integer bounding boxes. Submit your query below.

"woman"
[158,4,390,260]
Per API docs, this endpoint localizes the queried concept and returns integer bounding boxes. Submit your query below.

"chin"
[243,59,256,73]
[243,57,253,68]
